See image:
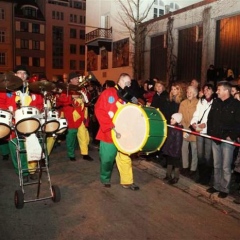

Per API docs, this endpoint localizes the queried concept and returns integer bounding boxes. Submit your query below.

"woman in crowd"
[190,83,216,185]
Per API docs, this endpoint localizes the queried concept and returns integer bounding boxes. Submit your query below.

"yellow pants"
[116,152,133,184]
[77,123,90,155]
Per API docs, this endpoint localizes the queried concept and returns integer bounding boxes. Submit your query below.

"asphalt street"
[0,140,240,240]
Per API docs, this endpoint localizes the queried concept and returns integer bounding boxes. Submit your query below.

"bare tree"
[116,0,155,80]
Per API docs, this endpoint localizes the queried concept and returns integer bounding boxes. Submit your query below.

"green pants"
[0,139,10,156]
[9,138,29,176]
[99,141,133,185]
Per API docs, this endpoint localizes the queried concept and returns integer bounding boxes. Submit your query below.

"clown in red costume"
[95,73,139,190]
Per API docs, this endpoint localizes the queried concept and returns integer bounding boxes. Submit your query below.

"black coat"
[151,90,169,120]
[207,97,240,141]
[162,124,183,158]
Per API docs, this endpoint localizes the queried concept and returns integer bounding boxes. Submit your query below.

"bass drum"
[111,104,167,155]
[0,109,13,138]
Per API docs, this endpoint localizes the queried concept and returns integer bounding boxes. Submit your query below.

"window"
[52,58,63,69]
[70,28,77,38]
[23,7,37,18]
[20,22,29,32]
[53,26,63,41]
[21,57,29,65]
[79,61,85,70]
[70,60,76,70]
[32,40,40,50]
[79,30,85,39]
[0,31,5,43]
[70,14,77,23]
[32,57,40,67]
[53,11,64,20]
[170,3,174,8]
[153,8,158,18]
[70,44,77,54]
[79,45,85,55]
[0,8,5,20]
[53,43,63,57]
[159,9,164,16]
[79,15,83,24]
[0,52,6,65]
[32,23,40,33]
[21,39,29,49]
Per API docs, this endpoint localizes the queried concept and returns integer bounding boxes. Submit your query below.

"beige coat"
[178,98,198,142]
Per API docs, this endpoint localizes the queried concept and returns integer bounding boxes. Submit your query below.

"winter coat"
[162,124,183,158]
[190,98,213,134]
[207,96,240,141]
[178,98,198,142]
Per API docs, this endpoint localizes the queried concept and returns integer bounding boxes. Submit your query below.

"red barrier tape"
[167,125,240,147]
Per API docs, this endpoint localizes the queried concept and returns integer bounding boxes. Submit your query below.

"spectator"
[178,86,199,177]
[231,85,240,97]
[207,64,217,87]
[162,113,183,184]
[151,81,169,120]
[207,81,240,198]
[143,80,155,106]
[190,83,215,185]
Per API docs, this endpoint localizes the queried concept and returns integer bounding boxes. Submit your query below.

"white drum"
[15,107,40,135]
[40,111,60,133]
[55,118,68,134]
[0,109,13,138]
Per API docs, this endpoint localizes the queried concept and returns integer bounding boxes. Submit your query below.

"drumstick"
[112,128,121,139]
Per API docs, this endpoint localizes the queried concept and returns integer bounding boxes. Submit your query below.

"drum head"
[112,104,149,155]
[16,118,40,135]
[41,119,60,133]
[0,124,11,139]
[112,104,167,155]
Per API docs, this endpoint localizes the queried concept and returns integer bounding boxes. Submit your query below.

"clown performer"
[56,72,93,162]
[94,73,139,190]
[8,66,44,182]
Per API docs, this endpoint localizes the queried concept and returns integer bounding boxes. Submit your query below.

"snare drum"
[40,111,60,133]
[55,118,68,134]
[111,104,167,155]
[0,109,12,138]
[15,107,40,135]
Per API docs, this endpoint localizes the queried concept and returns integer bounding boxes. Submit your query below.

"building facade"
[143,0,240,86]
[37,0,86,80]
[0,0,14,73]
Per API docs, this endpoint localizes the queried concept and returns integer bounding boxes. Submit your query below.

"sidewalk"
[132,158,240,218]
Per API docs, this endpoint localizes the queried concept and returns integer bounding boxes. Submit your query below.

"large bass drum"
[111,104,167,155]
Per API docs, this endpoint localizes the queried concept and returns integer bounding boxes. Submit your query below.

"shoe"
[218,192,228,198]
[30,173,38,180]
[233,198,240,204]
[168,178,179,185]
[70,157,76,161]
[122,183,139,191]
[163,175,172,182]
[23,176,29,183]
[103,183,111,188]
[181,168,189,177]
[206,187,219,194]
[82,155,94,161]
[2,154,9,161]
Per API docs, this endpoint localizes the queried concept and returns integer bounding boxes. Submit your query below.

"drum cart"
[13,129,61,209]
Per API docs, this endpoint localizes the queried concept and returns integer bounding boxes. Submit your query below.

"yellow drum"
[111,104,167,155]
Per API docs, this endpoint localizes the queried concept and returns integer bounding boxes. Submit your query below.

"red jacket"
[95,87,123,143]
[56,92,85,129]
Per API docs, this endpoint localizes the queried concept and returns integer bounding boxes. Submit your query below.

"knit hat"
[172,113,182,123]
[68,72,79,81]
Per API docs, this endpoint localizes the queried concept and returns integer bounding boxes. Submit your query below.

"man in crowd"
[207,81,240,198]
